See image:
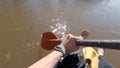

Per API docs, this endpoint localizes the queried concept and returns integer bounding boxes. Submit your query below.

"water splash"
[50,18,67,37]
[0,51,12,64]
[25,42,40,48]
[4,52,12,62]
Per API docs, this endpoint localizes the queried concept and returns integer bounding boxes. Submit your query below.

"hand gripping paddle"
[41,32,120,50]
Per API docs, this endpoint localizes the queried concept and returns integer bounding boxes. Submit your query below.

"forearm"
[29,50,63,68]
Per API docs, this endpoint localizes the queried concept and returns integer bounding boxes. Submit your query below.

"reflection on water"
[0,0,120,68]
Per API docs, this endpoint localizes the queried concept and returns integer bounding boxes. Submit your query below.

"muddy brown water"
[0,0,120,68]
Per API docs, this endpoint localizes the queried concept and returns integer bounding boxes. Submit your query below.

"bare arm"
[29,34,84,68]
[29,50,63,68]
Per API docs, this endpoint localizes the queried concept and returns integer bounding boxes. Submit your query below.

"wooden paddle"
[41,32,120,50]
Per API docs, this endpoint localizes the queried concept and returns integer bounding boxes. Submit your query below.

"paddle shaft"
[75,40,120,50]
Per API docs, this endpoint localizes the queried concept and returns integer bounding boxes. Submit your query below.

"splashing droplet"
[50,18,68,37]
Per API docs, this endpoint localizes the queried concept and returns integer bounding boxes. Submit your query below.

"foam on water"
[50,18,68,37]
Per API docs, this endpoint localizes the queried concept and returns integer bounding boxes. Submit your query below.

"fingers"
[66,29,90,40]
[59,30,90,53]
[63,34,83,41]
[66,34,79,41]
[71,35,84,40]
[66,34,73,40]
[80,29,90,39]
[61,29,90,41]
[61,34,72,40]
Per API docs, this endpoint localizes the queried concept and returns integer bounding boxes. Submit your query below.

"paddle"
[41,32,120,50]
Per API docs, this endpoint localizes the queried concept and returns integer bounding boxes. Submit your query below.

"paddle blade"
[41,32,60,50]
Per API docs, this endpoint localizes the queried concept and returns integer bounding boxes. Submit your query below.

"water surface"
[0,0,120,68]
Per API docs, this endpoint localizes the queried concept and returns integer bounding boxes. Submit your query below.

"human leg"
[97,48,115,68]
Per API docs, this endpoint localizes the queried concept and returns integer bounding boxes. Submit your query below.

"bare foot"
[97,48,104,56]
[80,29,90,39]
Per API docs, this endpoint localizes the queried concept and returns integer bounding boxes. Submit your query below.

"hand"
[59,30,90,53]
[59,34,83,53]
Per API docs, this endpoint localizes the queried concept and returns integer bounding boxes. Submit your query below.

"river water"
[0,0,120,68]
